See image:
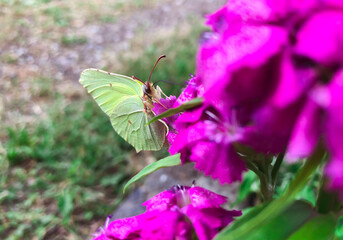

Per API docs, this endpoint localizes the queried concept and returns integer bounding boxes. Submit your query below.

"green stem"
[271,153,284,186]
[243,159,270,201]
[243,155,274,201]
[260,174,273,201]
[244,159,263,176]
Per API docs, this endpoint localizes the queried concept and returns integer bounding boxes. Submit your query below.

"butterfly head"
[133,55,166,109]
[142,83,152,96]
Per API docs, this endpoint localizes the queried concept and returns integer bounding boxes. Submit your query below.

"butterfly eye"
[143,84,152,95]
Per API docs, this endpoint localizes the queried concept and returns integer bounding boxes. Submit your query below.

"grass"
[1,97,133,238]
[61,35,87,46]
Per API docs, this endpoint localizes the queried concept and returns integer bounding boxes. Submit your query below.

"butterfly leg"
[139,95,154,112]
[160,89,169,99]
[155,85,171,100]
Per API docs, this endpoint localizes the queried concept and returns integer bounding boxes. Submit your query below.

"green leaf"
[335,215,343,239]
[79,69,167,152]
[229,202,269,232]
[123,154,181,193]
[288,214,336,240]
[216,201,314,240]
[147,98,203,125]
[285,146,325,199]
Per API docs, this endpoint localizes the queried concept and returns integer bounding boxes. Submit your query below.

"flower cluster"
[168,0,343,196]
[92,185,241,240]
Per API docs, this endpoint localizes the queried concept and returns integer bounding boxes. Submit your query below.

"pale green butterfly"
[79,55,168,152]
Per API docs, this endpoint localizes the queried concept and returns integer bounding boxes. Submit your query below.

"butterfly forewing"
[79,68,166,152]
[80,69,143,116]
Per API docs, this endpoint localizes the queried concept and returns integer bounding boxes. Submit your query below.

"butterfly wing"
[79,69,143,116]
[79,69,166,152]
[110,97,167,152]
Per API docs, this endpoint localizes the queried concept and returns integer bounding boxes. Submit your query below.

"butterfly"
[79,55,168,152]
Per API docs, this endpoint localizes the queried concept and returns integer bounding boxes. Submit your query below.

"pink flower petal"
[173,76,204,108]
[295,11,343,66]
[142,190,176,211]
[140,210,192,240]
[270,52,317,107]
[188,186,227,208]
[190,140,246,184]
[182,205,241,240]
[325,157,343,199]
[286,100,321,162]
[197,24,287,94]
[324,70,343,159]
[105,215,142,239]
[245,101,304,154]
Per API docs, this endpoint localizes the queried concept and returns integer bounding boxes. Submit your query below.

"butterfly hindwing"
[79,69,166,152]
[110,97,166,152]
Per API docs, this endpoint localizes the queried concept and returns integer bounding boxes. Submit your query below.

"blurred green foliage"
[1,98,133,238]
[44,6,70,26]
[233,159,322,208]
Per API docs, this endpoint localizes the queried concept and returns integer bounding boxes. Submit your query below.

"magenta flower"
[173,75,204,108]
[92,185,241,240]
[168,0,343,195]
[169,105,247,184]
[199,1,343,161]
[168,75,247,184]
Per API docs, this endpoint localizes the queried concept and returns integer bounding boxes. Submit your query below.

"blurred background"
[0,0,226,239]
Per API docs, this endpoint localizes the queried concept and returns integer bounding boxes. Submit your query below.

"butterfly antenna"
[148,55,166,83]
[154,79,185,86]
[132,76,145,84]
